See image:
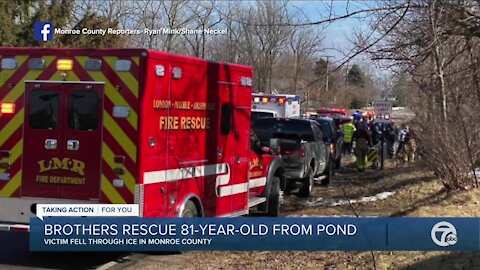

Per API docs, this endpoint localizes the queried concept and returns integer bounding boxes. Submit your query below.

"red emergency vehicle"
[317,107,347,117]
[0,48,285,231]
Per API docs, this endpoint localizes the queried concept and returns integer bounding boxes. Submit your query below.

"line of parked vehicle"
[250,115,345,198]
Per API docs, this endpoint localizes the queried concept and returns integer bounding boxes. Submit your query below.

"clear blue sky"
[289,1,375,63]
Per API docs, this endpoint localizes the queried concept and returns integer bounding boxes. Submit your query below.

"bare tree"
[127,0,196,52]
[130,0,163,49]
[288,27,323,95]
[361,0,479,190]
[182,1,222,58]
[207,1,243,63]
[73,0,136,28]
[161,0,196,52]
[241,1,293,92]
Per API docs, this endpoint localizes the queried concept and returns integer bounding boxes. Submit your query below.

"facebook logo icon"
[34,21,53,41]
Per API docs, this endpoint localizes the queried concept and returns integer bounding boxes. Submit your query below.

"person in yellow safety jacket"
[353,126,371,172]
[342,119,356,155]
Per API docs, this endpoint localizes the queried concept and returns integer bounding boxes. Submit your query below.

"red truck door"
[216,82,249,215]
[22,81,104,200]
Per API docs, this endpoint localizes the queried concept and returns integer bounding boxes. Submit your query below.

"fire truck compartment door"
[22,81,104,200]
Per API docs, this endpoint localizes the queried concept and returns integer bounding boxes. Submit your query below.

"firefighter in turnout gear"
[353,124,371,172]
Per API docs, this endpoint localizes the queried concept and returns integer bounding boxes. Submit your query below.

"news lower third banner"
[30,218,478,251]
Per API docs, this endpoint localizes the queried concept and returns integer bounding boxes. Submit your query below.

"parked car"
[310,116,343,169]
[252,117,333,197]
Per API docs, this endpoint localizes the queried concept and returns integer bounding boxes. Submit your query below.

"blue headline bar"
[29,217,479,251]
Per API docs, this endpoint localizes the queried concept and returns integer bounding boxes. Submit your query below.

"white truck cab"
[251,93,301,120]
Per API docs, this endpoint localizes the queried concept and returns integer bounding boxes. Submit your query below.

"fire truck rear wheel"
[267,177,281,217]
[181,200,199,217]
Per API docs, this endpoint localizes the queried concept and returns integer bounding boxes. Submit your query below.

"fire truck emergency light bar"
[253,96,287,105]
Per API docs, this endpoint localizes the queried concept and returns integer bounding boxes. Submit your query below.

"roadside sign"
[374,101,392,122]
[373,101,392,170]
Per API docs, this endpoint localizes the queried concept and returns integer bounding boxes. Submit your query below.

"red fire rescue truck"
[0,48,285,231]
[317,107,347,117]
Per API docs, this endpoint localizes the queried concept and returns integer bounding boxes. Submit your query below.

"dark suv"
[252,117,333,197]
[310,116,343,169]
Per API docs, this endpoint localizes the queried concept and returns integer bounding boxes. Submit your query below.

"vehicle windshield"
[252,118,314,142]
[251,111,275,123]
[315,119,333,138]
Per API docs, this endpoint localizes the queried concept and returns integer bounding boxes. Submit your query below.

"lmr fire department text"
[44,223,357,237]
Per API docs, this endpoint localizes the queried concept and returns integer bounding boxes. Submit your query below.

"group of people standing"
[341,111,417,170]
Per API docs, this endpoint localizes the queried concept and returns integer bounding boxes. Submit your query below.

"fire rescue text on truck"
[0,48,286,232]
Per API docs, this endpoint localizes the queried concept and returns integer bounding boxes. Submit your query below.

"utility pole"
[318,55,332,107]
[305,91,309,114]
[343,63,349,106]
[325,56,333,93]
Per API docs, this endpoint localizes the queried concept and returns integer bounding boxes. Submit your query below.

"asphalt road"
[0,231,127,270]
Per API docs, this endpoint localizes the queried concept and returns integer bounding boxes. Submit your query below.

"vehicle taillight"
[299,146,305,158]
[0,103,15,114]
[278,97,285,105]
[329,144,335,154]
[9,225,29,233]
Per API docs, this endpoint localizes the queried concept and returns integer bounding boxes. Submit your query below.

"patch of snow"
[305,191,395,207]
[373,191,395,200]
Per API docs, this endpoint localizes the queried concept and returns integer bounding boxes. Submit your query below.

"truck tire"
[299,167,314,198]
[267,177,281,217]
[181,200,199,217]
[322,159,334,185]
